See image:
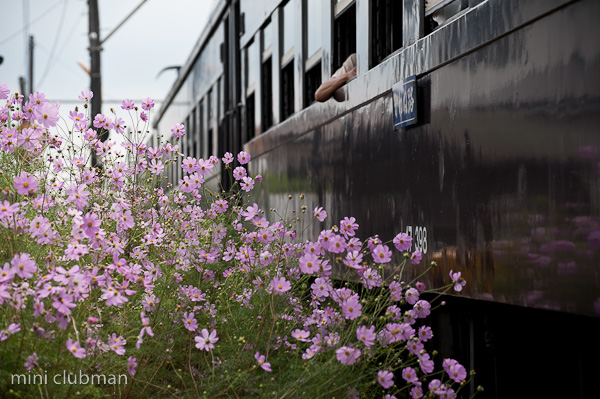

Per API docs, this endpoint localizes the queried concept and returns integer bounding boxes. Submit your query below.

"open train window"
[246,92,255,139]
[280,0,296,120]
[207,89,214,157]
[261,56,273,131]
[305,0,322,107]
[425,0,468,35]
[261,20,273,132]
[333,1,356,73]
[197,100,204,159]
[189,107,197,159]
[281,60,295,121]
[304,60,321,107]
[370,0,402,67]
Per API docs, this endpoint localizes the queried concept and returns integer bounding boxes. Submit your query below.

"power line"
[37,0,69,89]
[36,0,70,89]
[0,0,64,47]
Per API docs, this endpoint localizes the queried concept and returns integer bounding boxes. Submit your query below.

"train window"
[304,60,322,107]
[245,38,259,96]
[189,108,197,158]
[184,115,190,157]
[306,0,322,61]
[370,0,402,67]
[246,93,255,139]
[281,60,295,120]
[425,0,468,34]
[262,18,273,60]
[207,89,214,157]
[261,56,273,131]
[197,100,204,159]
[282,1,295,64]
[333,1,356,73]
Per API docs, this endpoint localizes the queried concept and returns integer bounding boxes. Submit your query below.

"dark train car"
[153,0,600,396]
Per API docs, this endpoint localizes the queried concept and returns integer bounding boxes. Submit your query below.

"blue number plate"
[392,76,417,129]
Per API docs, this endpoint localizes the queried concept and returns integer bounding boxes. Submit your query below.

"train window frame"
[245,37,259,96]
[369,0,403,68]
[332,0,356,74]
[334,0,354,16]
[261,55,273,132]
[197,99,204,160]
[304,58,322,107]
[281,60,295,121]
[425,0,469,34]
[262,18,274,62]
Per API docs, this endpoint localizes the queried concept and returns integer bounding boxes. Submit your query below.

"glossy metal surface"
[246,0,600,317]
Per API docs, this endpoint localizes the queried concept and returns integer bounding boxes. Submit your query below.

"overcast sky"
[0,0,216,115]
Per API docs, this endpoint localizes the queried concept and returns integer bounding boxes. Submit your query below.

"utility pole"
[19,77,26,98]
[28,35,34,95]
[88,0,103,139]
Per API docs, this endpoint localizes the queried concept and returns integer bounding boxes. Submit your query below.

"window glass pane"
[306,0,322,57]
[283,1,295,55]
[246,38,259,90]
[263,19,273,54]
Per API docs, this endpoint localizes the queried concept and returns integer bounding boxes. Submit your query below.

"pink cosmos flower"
[183,312,198,332]
[233,166,247,180]
[418,326,433,342]
[336,346,361,365]
[11,252,37,279]
[393,232,412,252]
[0,263,15,284]
[0,200,19,219]
[109,333,127,355]
[237,151,251,164]
[79,90,93,101]
[270,276,291,294]
[34,101,60,127]
[0,81,10,99]
[342,297,362,320]
[171,123,185,138]
[446,360,467,383]
[402,366,418,383]
[65,183,90,210]
[418,353,435,374]
[299,252,319,275]
[240,176,254,192]
[127,356,138,376]
[449,270,466,292]
[196,159,214,175]
[411,250,422,265]
[121,99,135,110]
[413,300,431,318]
[372,244,392,263]
[254,352,272,372]
[356,325,376,347]
[66,339,86,359]
[311,277,331,298]
[291,329,311,342]
[378,370,395,389]
[389,281,402,301]
[14,172,39,195]
[142,97,155,110]
[313,207,327,222]
[405,288,419,305]
[195,328,218,351]
[222,152,234,164]
[340,216,358,238]
[182,156,197,173]
[24,353,39,371]
[149,159,165,175]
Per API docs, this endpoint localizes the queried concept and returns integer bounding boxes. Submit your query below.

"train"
[151,0,600,397]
